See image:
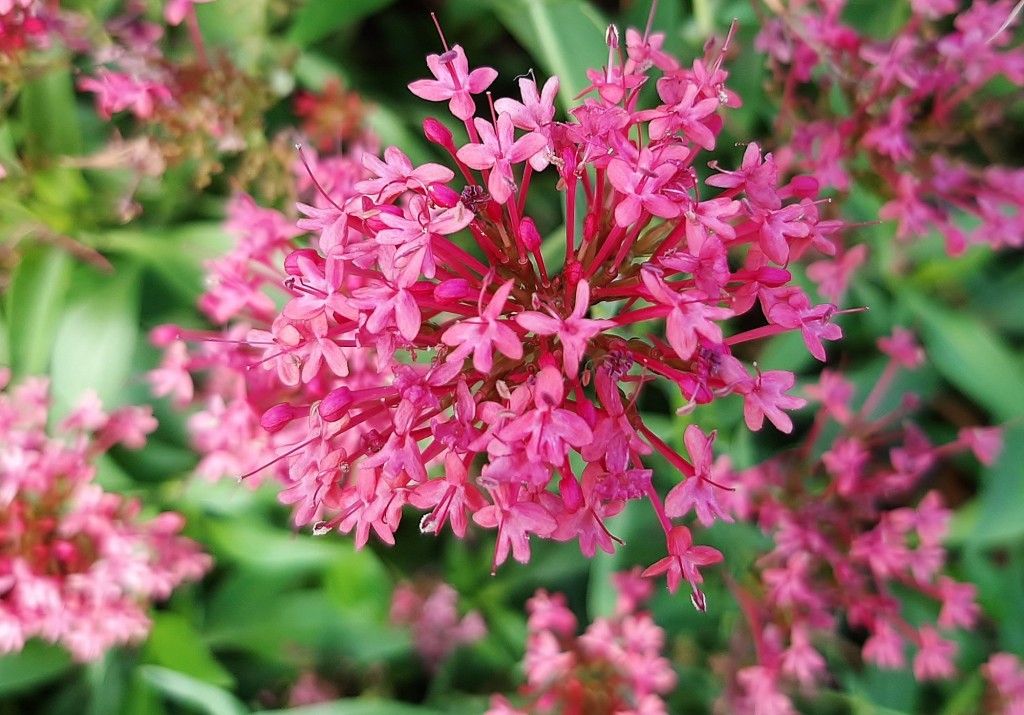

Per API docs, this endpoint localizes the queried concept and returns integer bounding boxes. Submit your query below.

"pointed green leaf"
[139,666,247,715]
[261,700,446,715]
[964,422,1024,546]
[901,289,1024,422]
[5,245,73,378]
[491,0,609,112]
[50,263,141,415]
[144,613,234,688]
[288,0,397,47]
[0,640,73,694]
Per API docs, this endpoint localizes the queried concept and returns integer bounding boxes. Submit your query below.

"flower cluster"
[157,14,848,607]
[985,652,1024,715]
[756,0,1024,254]
[486,569,675,715]
[0,0,51,60]
[74,0,273,202]
[390,579,486,666]
[0,370,210,661]
[714,329,1001,712]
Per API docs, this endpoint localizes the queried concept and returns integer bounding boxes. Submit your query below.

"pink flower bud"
[150,324,181,347]
[318,387,354,422]
[428,183,461,208]
[755,266,793,286]
[788,175,819,199]
[284,249,324,277]
[606,24,619,49]
[520,216,542,251]
[434,278,472,302]
[423,118,455,150]
[559,473,584,512]
[260,402,303,432]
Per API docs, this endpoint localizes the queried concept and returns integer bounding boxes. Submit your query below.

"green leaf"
[5,245,73,378]
[491,0,609,112]
[0,640,73,695]
[139,666,247,715]
[50,263,141,415]
[965,423,1024,546]
[261,699,446,715]
[205,517,352,571]
[144,613,235,689]
[288,0,397,47]
[900,289,1024,422]
[20,68,82,158]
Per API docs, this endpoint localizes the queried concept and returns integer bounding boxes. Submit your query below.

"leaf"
[490,0,609,112]
[143,613,235,688]
[260,700,446,715]
[50,263,141,415]
[0,640,73,695]
[900,289,1024,422]
[205,517,352,571]
[20,68,82,158]
[139,666,247,715]
[5,245,73,378]
[288,0,397,47]
[964,423,1024,546]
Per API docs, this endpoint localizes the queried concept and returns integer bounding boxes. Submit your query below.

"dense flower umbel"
[486,569,676,715]
[714,329,1001,713]
[157,15,846,607]
[0,371,210,661]
[756,0,1024,254]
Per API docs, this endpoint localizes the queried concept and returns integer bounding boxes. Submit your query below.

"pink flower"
[642,525,723,610]
[456,114,547,204]
[408,44,497,120]
[515,279,612,378]
[441,278,524,373]
[664,425,734,526]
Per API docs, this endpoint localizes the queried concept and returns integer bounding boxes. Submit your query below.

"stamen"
[295,144,344,211]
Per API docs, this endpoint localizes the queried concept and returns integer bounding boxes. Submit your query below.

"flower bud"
[260,402,303,432]
[520,216,542,252]
[754,266,792,286]
[434,278,472,302]
[423,118,455,151]
[788,174,819,199]
[284,249,324,277]
[605,24,619,49]
[428,183,461,208]
[150,324,181,347]
[318,387,354,422]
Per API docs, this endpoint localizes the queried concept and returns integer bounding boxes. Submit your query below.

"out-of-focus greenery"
[0,0,1021,713]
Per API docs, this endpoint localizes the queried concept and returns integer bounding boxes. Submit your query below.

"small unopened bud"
[434,278,472,302]
[150,324,181,347]
[605,24,619,49]
[559,473,584,512]
[423,117,455,150]
[284,248,324,277]
[318,387,354,422]
[788,174,819,199]
[754,266,792,286]
[260,403,303,433]
[428,183,461,208]
[520,216,542,252]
